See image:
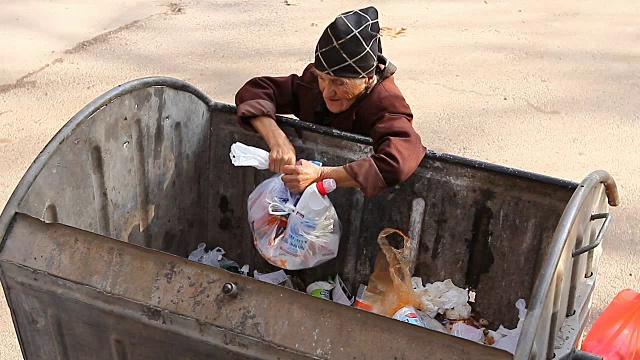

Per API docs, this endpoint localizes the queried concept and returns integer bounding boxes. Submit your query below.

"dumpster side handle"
[515,170,620,359]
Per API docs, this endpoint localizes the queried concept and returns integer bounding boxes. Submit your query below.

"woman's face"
[316,71,371,113]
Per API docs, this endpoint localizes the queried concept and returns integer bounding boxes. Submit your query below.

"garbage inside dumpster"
[393,306,428,328]
[253,269,296,289]
[188,243,244,274]
[306,280,334,300]
[187,223,526,353]
[305,275,354,305]
[360,228,422,316]
[353,228,526,354]
[230,142,270,170]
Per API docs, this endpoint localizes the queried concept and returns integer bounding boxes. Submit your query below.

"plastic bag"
[417,311,449,333]
[362,229,422,317]
[451,322,485,343]
[277,180,340,270]
[188,243,244,272]
[248,175,299,267]
[248,176,340,270]
[582,289,640,359]
[492,298,527,354]
[230,142,270,170]
[413,277,471,319]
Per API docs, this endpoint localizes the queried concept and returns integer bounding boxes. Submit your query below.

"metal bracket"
[572,213,611,257]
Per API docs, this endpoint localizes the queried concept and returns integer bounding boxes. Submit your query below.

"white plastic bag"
[277,180,341,270]
[451,322,485,343]
[492,299,527,354]
[188,243,244,271]
[230,142,270,170]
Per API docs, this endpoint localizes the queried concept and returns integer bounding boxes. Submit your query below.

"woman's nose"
[322,84,336,98]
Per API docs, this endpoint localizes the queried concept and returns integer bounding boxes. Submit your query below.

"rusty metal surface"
[1,214,511,360]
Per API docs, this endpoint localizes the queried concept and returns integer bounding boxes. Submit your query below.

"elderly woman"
[235,7,425,198]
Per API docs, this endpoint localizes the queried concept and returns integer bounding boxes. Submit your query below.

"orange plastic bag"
[582,289,640,359]
[362,228,422,317]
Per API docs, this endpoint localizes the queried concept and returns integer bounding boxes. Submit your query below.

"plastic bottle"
[393,306,428,328]
[279,179,337,259]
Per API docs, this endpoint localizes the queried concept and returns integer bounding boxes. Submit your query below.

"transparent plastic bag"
[277,180,340,270]
[248,175,299,267]
[362,228,422,317]
[248,176,340,270]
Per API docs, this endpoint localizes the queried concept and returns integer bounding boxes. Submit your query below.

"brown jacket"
[235,64,426,198]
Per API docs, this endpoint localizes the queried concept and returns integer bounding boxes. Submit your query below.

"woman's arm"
[235,65,315,171]
[249,116,296,173]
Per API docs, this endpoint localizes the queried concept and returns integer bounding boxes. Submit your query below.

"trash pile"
[188,227,526,354]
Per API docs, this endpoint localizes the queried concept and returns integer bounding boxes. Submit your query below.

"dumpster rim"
[212,102,579,190]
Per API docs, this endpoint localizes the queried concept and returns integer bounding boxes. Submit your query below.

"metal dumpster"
[0,77,619,359]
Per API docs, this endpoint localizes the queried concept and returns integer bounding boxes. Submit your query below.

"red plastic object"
[582,289,640,359]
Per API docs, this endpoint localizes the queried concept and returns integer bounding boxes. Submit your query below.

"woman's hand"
[249,116,296,172]
[282,160,323,193]
[269,140,296,173]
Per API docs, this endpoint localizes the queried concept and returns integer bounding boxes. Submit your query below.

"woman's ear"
[366,76,375,86]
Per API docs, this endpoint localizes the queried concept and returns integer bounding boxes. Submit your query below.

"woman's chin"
[326,103,344,114]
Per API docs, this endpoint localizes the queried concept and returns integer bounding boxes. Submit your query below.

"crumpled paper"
[412,278,471,319]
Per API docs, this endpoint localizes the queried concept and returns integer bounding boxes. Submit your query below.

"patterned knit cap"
[314,7,382,78]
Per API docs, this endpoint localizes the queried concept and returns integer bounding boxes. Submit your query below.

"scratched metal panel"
[18,87,210,257]
[209,112,572,329]
[1,214,511,360]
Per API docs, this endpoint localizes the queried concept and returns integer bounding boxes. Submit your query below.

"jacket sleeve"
[343,95,426,198]
[234,64,313,131]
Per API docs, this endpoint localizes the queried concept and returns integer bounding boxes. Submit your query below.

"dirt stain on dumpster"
[465,191,495,289]
[218,195,234,230]
[153,88,166,161]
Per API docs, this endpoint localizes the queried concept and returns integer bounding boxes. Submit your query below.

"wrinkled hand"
[269,141,296,173]
[282,160,322,193]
